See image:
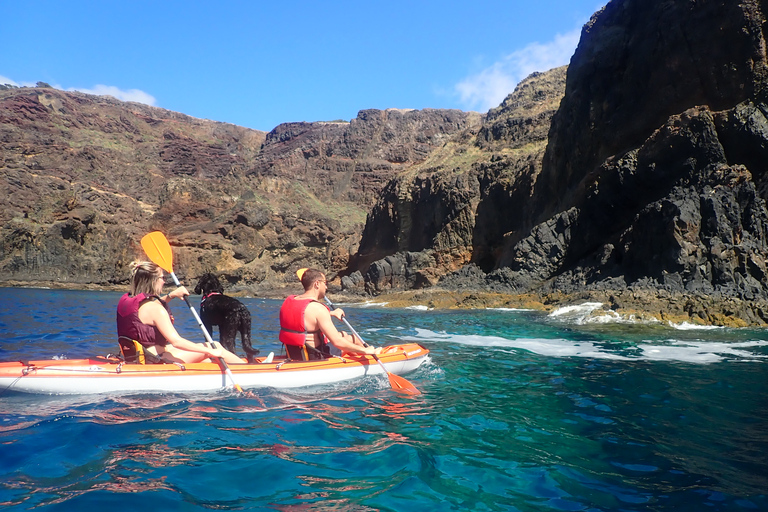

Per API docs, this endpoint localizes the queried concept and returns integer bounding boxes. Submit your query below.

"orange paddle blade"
[388,373,421,394]
[141,231,174,273]
[296,268,308,280]
[374,355,420,394]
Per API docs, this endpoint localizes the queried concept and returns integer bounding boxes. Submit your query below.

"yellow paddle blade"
[141,231,174,273]
[296,268,308,280]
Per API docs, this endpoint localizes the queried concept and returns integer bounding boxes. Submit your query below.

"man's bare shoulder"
[305,300,329,315]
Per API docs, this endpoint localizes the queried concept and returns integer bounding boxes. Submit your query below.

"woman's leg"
[157,344,245,364]
[159,345,209,364]
[206,343,246,364]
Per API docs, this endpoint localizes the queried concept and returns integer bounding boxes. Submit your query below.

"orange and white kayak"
[0,343,429,395]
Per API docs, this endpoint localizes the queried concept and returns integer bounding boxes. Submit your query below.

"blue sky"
[1,1,603,132]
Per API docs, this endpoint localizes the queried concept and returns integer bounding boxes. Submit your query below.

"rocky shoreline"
[5,280,766,328]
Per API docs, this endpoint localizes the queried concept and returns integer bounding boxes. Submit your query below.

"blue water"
[1,288,767,511]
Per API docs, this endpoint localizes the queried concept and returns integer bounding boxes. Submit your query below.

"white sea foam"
[548,302,661,326]
[401,328,768,364]
[486,307,535,312]
[548,302,617,325]
[403,329,632,360]
[406,305,431,311]
[637,340,768,363]
[668,321,724,331]
[549,302,605,317]
[356,301,389,308]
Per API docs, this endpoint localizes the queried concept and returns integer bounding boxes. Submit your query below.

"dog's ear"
[194,283,202,295]
[212,275,224,294]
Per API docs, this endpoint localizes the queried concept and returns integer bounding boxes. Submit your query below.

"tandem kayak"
[0,343,429,395]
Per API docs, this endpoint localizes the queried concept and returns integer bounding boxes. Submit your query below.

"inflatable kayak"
[0,343,429,395]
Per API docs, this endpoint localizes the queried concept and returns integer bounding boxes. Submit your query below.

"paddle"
[141,231,244,393]
[296,268,420,394]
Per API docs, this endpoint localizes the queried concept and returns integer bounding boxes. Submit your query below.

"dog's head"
[194,273,224,295]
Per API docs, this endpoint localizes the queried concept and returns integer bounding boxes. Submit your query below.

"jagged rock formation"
[0,87,478,291]
[348,67,567,293]
[352,0,768,324]
[505,0,768,305]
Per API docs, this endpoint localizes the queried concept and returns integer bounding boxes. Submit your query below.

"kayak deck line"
[0,343,429,394]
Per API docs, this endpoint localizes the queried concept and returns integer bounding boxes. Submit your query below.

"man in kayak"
[279,268,382,360]
[117,261,243,364]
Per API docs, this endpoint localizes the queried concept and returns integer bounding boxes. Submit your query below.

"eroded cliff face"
[0,87,477,291]
[0,88,266,286]
[500,0,768,303]
[349,67,567,293]
[250,108,481,206]
[352,0,768,323]
[537,0,768,220]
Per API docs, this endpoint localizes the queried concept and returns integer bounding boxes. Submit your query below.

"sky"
[1,0,604,132]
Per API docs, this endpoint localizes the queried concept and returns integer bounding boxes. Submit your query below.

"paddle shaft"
[322,298,395,374]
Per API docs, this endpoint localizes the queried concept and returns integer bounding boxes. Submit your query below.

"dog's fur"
[194,273,259,363]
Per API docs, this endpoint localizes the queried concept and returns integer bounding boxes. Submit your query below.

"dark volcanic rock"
[352,68,567,279]
[496,0,768,306]
[348,0,768,324]
[536,0,768,221]
[508,106,768,301]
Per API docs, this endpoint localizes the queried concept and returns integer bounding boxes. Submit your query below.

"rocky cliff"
[0,87,478,291]
[351,0,768,325]
[505,0,768,318]
[5,0,768,326]
[345,67,567,292]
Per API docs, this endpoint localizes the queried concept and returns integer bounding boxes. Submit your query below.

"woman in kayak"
[117,261,243,364]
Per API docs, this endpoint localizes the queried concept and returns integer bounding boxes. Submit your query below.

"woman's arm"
[139,301,223,358]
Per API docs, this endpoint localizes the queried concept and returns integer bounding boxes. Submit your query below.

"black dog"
[194,273,259,363]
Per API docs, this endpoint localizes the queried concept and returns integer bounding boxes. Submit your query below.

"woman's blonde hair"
[129,261,162,296]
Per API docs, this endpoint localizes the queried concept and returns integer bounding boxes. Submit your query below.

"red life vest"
[279,295,327,347]
[116,293,172,348]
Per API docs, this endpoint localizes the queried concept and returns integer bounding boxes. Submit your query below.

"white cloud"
[0,75,38,87]
[455,27,582,112]
[69,84,156,106]
[1,75,156,106]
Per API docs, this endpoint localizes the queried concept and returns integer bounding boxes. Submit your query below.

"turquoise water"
[0,287,767,511]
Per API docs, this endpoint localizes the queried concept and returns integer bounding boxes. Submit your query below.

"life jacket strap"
[280,327,322,334]
[284,342,330,361]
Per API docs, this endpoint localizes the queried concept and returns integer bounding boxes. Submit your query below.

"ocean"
[0,287,766,511]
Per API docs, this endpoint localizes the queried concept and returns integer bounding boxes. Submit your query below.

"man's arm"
[310,303,380,355]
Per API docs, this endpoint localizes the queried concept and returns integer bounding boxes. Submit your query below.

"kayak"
[0,343,429,395]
